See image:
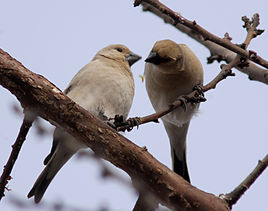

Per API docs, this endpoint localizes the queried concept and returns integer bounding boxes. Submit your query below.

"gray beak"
[145,51,161,65]
[126,52,141,66]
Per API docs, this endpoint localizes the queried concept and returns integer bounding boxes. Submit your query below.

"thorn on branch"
[134,0,142,7]
[240,43,247,50]
[237,57,250,68]
[224,32,232,41]
[142,146,148,151]
[256,29,265,36]
[207,55,225,64]
[249,50,258,60]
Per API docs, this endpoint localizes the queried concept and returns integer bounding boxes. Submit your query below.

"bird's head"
[96,44,141,67]
[145,39,183,68]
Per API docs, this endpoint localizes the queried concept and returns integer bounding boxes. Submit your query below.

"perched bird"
[28,44,141,203]
[144,39,203,182]
[133,40,203,211]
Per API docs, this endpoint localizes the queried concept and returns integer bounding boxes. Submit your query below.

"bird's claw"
[108,115,141,132]
[170,85,205,112]
[171,96,188,112]
[193,84,204,97]
[126,117,141,131]
[191,85,206,103]
[106,114,123,130]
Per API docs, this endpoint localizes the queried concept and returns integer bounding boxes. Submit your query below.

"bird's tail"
[133,193,158,211]
[27,145,73,203]
[172,148,190,183]
[162,121,191,183]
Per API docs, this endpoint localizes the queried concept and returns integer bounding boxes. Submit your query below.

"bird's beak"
[145,51,161,64]
[126,52,141,66]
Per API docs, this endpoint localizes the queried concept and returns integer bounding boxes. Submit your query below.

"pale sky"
[0,0,267,210]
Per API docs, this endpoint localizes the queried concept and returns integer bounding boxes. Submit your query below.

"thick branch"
[0,49,230,210]
[135,0,268,84]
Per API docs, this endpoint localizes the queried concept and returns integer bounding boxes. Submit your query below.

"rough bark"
[0,49,230,210]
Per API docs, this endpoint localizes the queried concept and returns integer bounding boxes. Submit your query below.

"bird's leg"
[193,84,204,97]
[170,96,188,112]
[125,117,141,131]
[191,85,206,103]
[170,85,206,112]
[107,115,141,132]
[107,114,123,129]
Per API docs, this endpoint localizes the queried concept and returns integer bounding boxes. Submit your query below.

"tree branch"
[118,18,260,131]
[134,0,268,84]
[0,49,231,210]
[134,0,267,67]
[0,112,34,200]
[117,63,235,132]
[221,153,268,209]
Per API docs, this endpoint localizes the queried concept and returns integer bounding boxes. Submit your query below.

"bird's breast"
[145,63,199,126]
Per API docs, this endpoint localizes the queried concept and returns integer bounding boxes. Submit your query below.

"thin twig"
[0,112,34,200]
[116,51,241,132]
[134,0,268,69]
[203,65,235,91]
[134,1,268,85]
[242,14,264,49]
[117,2,263,132]
[220,154,268,209]
[116,65,235,132]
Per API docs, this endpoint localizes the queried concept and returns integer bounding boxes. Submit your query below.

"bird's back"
[66,57,134,120]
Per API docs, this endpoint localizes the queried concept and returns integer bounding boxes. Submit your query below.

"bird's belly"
[162,106,197,126]
[153,96,199,127]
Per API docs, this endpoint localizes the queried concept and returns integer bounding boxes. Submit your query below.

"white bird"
[28,44,141,203]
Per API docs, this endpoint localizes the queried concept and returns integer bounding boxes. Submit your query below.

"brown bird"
[28,44,141,203]
[134,39,203,210]
[145,39,203,182]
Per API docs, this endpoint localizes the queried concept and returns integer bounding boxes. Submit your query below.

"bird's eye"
[116,48,123,52]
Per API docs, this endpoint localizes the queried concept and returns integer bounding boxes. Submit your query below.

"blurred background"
[0,0,267,210]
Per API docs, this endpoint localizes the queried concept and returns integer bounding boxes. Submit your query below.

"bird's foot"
[170,85,206,112]
[171,96,188,112]
[193,85,204,96]
[108,115,141,132]
[192,85,206,103]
